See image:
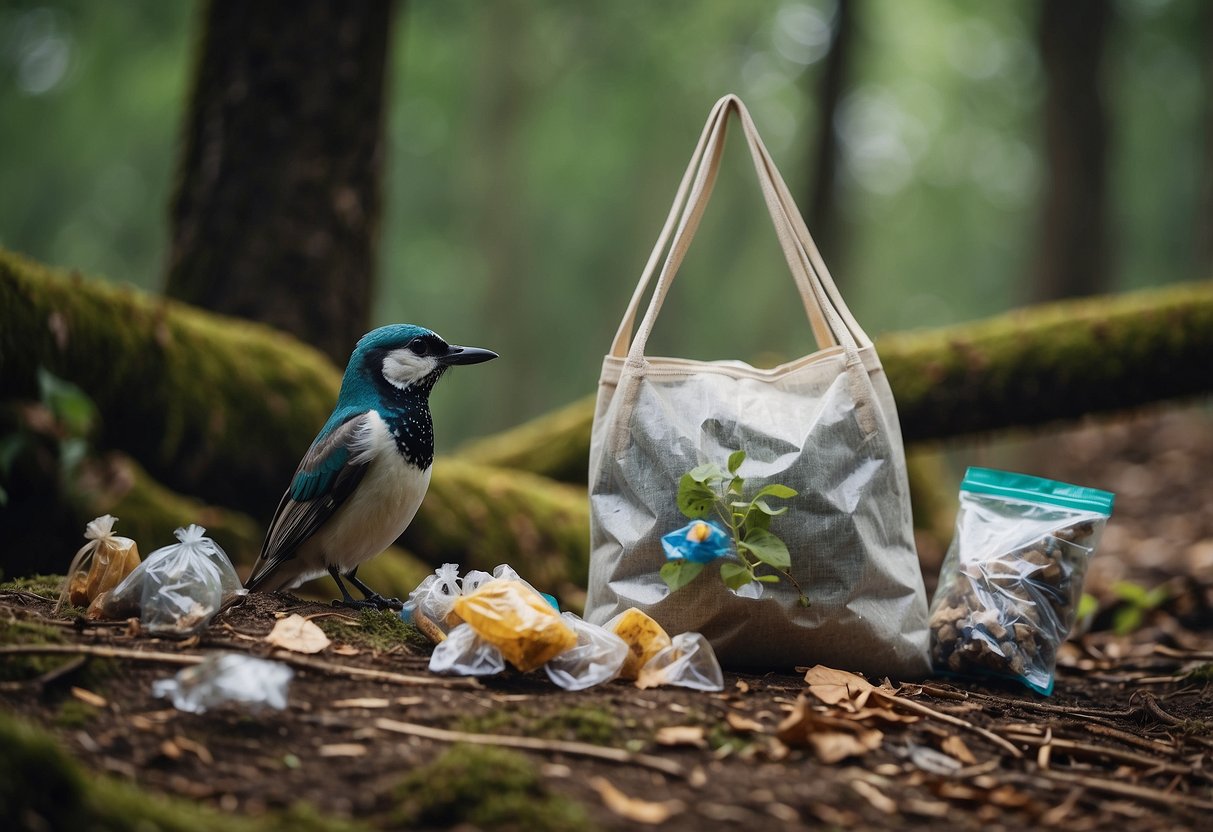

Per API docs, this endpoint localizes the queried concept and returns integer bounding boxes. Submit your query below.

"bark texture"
[166,0,396,362]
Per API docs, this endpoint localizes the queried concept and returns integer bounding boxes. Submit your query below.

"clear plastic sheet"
[545,613,629,690]
[635,632,725,691]
[428,623,506,677]
[100,525,242,634]
[452,579,577,672]
[401,563,463,635]
[928,468,1114,695]
[152,653,292,713]
[56,514,140,616]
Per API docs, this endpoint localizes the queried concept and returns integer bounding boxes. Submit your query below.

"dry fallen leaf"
[941,735,978,765]
[802,665,878,711]
[319,743,367,758]
[655,725,707,748]
[725,711,766,734]
[331,644,360,656]
[776,695,883,764]
[71,687,108,708]
[265,614,331,654]
[331,697,392,709]
[850,779,897,814]
[590,776,685,825]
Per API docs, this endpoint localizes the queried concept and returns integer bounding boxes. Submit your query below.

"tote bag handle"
[610,94,872,363]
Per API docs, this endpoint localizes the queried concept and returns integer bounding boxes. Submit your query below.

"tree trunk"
[166,0,397,363]
[1033,0,1113,301]
[804,0,856,272]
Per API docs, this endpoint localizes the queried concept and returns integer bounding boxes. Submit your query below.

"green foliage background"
[0,0,1207,445]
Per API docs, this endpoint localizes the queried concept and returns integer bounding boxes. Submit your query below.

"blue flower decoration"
[662,520,733,564]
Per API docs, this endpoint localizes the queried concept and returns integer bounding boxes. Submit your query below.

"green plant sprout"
[661,450,808,606]
[1111,580,1169,635]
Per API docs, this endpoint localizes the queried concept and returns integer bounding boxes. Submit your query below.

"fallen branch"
[374,717,688,779]
[1001,732,1194,776]
[0,643,479,690]
[1039,770,1213,812]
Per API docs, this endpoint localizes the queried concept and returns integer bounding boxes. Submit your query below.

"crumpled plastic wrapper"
[97,525,242,634]
[428,622,507,677]
[635,632,725,691]
[56,515,140,617]
[545,613,629,691]
[929,468,1114,695]
[453,578,577,672]
[606,608,672,680]
[153,653,292,714]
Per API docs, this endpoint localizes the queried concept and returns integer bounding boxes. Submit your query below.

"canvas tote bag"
[585,95,930,676]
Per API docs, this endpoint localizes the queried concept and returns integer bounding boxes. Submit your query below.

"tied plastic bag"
[929,467,1114,695]
[452,578,577,672]
[153,654,291,713]
[545,613,629,691]
[56,515,140,616]
[428,623,507,677]
[635,632,725,691]
[100,525,242,634]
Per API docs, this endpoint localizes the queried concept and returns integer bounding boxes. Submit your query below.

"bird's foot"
[330,594,403,612]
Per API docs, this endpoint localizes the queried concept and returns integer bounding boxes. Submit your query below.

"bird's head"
[340,324,497,402]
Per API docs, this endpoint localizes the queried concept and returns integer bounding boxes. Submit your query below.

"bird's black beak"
[438,344,498,366]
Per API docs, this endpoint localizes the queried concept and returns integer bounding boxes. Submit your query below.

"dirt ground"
[2,403,1212,831]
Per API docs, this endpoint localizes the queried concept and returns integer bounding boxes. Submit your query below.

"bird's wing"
[245,412,377,590]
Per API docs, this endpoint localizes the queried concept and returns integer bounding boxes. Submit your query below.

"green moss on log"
[0,247,341,516]
[451,281,1213,481]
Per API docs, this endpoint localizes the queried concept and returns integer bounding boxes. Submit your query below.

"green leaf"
[719,561,753,591]
[1112,581,1149,605]
[37,368,96,438]
[738,528,791,570]
[727,450,746,473]
[749,499,788,517]
[1113,606,1143,636]
[727,476,744,497]
[743,508,773,533]
[688,463,728,484]
[677,474,718,519]
[753,483,798,501]
[1143,586,1170,609]
[1076,593,1099,620]
[661,560,705,593]
[755,574,780,583]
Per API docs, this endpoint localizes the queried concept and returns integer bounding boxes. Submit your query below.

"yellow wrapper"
[452,580,577,672]
[609,608,672,680]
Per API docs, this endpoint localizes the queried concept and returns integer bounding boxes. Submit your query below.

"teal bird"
[245,324,497,608]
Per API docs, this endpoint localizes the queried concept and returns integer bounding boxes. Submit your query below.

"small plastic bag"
[100,525,242,634]
[56,515,141,616]
[635,632,725,691]
[545,613,629,691]
[401,563,464,638]
[606,608,672,680]
[428,622,507,677]
[153,653,292,713]
[928,467,1114,695]
[452,578,577,672]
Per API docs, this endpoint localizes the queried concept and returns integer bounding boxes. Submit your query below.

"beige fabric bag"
[585,95,930,676]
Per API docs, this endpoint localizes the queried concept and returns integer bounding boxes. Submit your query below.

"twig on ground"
[1138,693,1185,726]
[879,691,1023,758]
[1001,732,1195,775]
[1039,770,1213,812]
[0,654,88,691]
[0,643,479,689]
[374,717,689,779]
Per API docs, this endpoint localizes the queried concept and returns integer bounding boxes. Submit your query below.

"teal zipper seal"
[961,467,1115,515]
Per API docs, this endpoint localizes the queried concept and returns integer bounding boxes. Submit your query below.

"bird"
[244,324,497,609]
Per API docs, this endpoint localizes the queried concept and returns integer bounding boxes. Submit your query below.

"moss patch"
[392,744,591,831]
[316,608,428,653]
[0,573,67,601]
[457,705,618,746]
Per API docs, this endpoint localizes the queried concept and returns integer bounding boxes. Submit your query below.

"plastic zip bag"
[635,632,725,691]
[100,525,242,634]
[153,654,292,713]
[428,623,507,677]
[928,467,1114,695]
[56,515,140,616]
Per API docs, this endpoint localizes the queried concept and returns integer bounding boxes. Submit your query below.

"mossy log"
[457,281,1213,483]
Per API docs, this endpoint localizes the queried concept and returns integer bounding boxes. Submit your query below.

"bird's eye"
[409,339,428,356]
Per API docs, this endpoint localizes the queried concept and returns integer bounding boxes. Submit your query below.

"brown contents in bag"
[57,515,141,615]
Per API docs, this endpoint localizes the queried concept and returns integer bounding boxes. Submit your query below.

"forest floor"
[2,403,1212,832]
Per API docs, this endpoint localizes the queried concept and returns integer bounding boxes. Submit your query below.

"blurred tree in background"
[0,0,1209,446]
[166,0,397,362]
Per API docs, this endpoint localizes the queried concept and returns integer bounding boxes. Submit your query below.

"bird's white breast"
[312,411,431,571]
